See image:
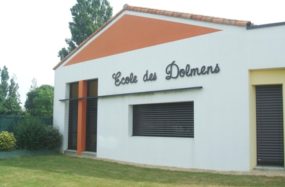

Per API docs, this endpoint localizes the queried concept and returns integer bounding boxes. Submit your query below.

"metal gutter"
[247,21,285,30]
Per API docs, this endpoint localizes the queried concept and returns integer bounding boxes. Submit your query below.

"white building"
[53,5,285,171]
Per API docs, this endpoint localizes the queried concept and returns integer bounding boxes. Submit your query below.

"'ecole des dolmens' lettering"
[112,60,220,86]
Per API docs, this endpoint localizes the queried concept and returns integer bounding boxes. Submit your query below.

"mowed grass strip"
[0,155,284,187]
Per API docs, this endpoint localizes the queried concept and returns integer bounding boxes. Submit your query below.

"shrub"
[15,120,47,150]
[0,131,16,151]
[45,127,62,150]
[15,117,62,151]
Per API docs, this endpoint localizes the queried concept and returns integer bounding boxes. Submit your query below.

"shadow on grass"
[0,154,285,186]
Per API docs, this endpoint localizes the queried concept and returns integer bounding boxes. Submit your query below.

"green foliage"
[0,66,9,101]
[0,131,16,151]
[58,0,113,60]
[58,47,69,60]
[0,115,23,133]
[4,79,22,113]
[25,85,54,118]
[15,117,62,151]
[45,127,62,150]
[15,117,46,150]
[0,66,22,115]
[0,115,52,133]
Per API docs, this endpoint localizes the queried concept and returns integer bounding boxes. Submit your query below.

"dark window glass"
[70,83,78,99]
[68,82,78,150]
[133,102,194,138]
[87,80,98,97]
[86,80,98,152]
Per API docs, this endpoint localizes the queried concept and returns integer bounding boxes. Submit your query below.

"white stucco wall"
[53,11,285,171]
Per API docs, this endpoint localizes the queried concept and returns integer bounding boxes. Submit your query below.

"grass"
[0,155,284,187]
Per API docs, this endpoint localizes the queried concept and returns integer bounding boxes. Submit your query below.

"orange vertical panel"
[77,80,87,155]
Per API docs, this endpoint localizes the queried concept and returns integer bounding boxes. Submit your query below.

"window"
[85,80,98,152]
[133,102,194,138]
[68,82,78,150]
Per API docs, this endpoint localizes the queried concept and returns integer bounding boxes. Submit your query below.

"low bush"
[0,131,16,151]
[45,127,62,150]
[14,117,62,151]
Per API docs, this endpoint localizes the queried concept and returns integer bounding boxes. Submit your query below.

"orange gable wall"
[65,15,220,66]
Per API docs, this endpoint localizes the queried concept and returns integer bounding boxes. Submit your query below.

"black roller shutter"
[256,85,284,166]
[133,102,194,138]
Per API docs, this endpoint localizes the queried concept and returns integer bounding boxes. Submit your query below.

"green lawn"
[0,155,284,187]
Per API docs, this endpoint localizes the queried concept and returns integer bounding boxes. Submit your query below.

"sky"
[0,0,284,106]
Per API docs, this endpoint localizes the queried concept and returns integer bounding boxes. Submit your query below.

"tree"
[25,85,54,118]
[58,0,113,60]
[0,66,21,114]
[0,66,9,106]
[4,79,22,113]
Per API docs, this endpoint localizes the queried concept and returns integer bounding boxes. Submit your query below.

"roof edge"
[124,4,251,27]
[53,4,251,70]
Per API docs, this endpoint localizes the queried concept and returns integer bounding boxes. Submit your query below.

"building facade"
[53,5,285,171]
